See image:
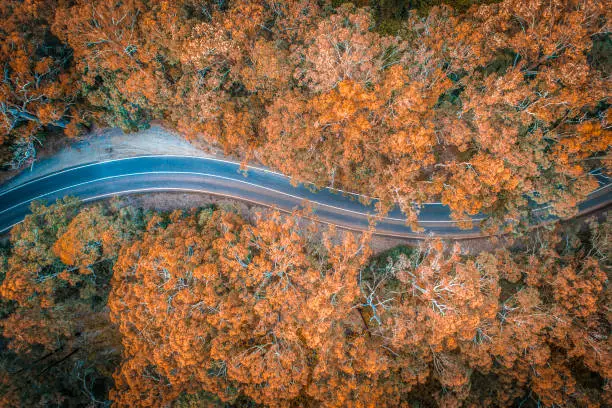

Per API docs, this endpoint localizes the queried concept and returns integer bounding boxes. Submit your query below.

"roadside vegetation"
[0,199,609,407]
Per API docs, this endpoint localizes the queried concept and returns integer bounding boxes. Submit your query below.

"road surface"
[0,155,610,238]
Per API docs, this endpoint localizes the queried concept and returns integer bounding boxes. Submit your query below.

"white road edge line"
[2,154,608,206]
[0,187,480,238]
[0,171,483,223]
[3,186,607,237]
[0,221,20,234]
[0,155,446,204]
[79,189,460,239]
[1,156,607,230]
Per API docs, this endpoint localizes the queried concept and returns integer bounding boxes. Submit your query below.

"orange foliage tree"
[108,208,385,407]
[0,0,81,168]
[107,210,610,407]
[262,0,610,230]
[0,201,609,407]
[357,220,610,407]
[0,198,146,407]
[3,0,609,227]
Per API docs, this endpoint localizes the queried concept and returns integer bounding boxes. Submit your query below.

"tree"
[357,240,499,399]
[53,0,164,131]
[262,63,451,229]
[262,0,609,230]
[109,208,379,407]
[0,0,81,169]
[457,0,610,221]
[0,198,147,406]
[354,215,610,407]
[292,3,400,92]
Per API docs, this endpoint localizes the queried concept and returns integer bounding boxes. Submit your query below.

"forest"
[0,0,610,407]
[0,199,609,407]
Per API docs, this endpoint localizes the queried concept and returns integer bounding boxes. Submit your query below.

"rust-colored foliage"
[0,199,148,407]
[257,0,610,230]
[0,200,140,353]
[0,0,611,406]
[105,209,610,407]
[0,0,81,168]
[108,208,374,407]
[0,200,609,407]
[356,225,610,407]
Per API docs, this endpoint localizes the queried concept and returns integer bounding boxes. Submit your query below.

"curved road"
[0,155,610,238]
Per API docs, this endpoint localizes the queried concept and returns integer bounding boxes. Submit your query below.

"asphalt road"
[0,155,610,238]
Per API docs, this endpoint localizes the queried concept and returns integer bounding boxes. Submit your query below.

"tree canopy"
[0,199,609,407]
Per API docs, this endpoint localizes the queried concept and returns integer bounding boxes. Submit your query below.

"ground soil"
[0,123,218,191]
[114,192,412,254]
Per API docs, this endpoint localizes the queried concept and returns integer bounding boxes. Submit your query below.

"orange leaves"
[552,260,607,319]
[560,121,612,164]
[9,55,30,78]
[0,2,80,163]
[353,228,611,406]
[388,127,436,158]
[412,0,611,229]
[294,4,397,92]
[317,80,380,122]
[240,39,291,96]
[0,199,132,395]
[2,0,608,229]
[471,153,515,190]
[33,57,52,75]
[54,0,146,70]
[182,21,235,67]
[2,200,610,406]
[221,1,265,44]
[441,166,483,218]
[52,205,135,272]
[1,197,80,308]
[354,240,496,399]
[109,210,222,405]
[35,104,63,125]
[531,362,577,407]
[261,63,444,220]
[108,207,373,407]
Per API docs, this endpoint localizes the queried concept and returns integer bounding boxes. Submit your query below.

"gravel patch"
[1,125,216,191]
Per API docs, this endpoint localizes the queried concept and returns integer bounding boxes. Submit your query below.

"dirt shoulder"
[115,192,413,254]
[0,124,217,191]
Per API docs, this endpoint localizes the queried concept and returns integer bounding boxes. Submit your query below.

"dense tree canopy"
[108,208,372,407]
[1,199,609,407]
[0,198,148,407]
[0,0,82,168]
